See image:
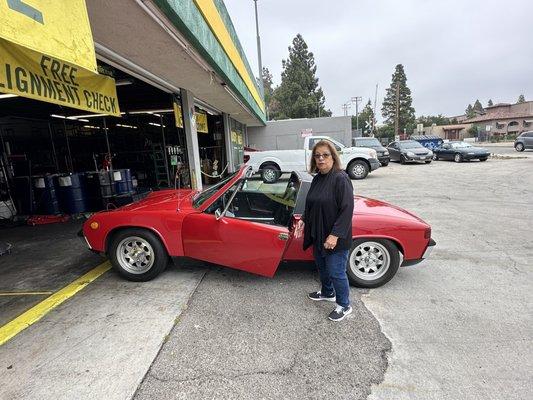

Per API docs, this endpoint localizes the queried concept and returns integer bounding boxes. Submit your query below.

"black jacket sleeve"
[330,173,354,238]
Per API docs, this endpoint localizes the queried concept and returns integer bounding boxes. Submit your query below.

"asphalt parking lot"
[134,146,532,399]
[1,145,532,400]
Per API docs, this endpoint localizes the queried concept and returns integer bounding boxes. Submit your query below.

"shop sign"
[173,99,184,128]
[195,111,208,133]
[0,0,97,72]
[0,38,120,116]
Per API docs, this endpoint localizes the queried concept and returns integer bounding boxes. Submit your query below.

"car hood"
[117,189,197,212]
[344,146,374,155]
[354,195,428,224]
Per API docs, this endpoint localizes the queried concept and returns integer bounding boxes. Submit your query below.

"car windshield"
[356,138,381,147]
[399,141,424,149]
[451,142,472,148]
[192,171,240,208]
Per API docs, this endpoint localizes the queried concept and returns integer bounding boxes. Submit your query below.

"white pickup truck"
[244,135,380,182]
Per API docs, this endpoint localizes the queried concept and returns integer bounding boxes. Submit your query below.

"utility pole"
[253,0,264,97]
[372,83,378,137]
[351,96,362,131]
[342,103,350,116]
[395,82,400,136]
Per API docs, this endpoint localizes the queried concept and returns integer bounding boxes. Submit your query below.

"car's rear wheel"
[109,229,168,281]
[346,238,400,288]
[454,153,463,163]
[347,160,369,180]
[515,143,525,152]
[261,163,281,183]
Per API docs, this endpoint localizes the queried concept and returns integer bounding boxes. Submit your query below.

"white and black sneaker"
[328,305,353,321]
[308,291,336,302]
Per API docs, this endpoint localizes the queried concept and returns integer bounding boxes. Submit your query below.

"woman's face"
[314,145,334,173]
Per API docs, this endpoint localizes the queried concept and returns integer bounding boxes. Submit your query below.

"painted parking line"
[0,261,111,346]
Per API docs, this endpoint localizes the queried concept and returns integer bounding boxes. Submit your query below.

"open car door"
[182,170,298,277]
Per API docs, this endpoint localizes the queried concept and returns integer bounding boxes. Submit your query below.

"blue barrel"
[98,171,114,198]
[113,169,134,195]
[33,175,60,215]
[56,173,88,214]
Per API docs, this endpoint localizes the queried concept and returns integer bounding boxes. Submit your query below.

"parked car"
[81,166,435,289]
[353,137,390,166]
[433,141,490,162]
[244,135,380,181]
[387,140,433,164]
[514,131,533,152]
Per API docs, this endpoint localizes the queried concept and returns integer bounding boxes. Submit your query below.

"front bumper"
[401,238,436,267]
[378,155,390,164]
[369,158,381,171]
[463,153,490,160]
[405,154,432,162]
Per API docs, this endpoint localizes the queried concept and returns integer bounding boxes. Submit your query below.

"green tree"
[381,64,416,134]
[487,99,493,107]
[517,94,526,103]
[271,34,331,119]
[353,99,375,134]
[473,99,484,114]
[465,104,475,118]
[262,67,274,120]
[417,114,452,126]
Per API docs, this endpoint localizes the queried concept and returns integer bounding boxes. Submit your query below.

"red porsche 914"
[81,166,435,288]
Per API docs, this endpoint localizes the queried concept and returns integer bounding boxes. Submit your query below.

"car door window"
[222,172,297,227]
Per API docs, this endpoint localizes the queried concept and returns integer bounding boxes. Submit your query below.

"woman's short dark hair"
[309,140,342,173]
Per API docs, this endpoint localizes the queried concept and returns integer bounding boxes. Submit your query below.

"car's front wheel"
[381,161,389,167]
[346,238,400,288]
[454,153,463,163]
[479,157,487,162]
[109,229,168,281]
[433,153,439,160]
[515,142,525,152]
[347,160,369,179]
[400,155,407,164]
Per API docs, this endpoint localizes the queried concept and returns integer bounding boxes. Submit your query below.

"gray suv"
[515,131,533,151]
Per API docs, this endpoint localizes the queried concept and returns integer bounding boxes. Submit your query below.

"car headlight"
[428,150,433,156]
[406,151,415,157]
[370,149,377,158]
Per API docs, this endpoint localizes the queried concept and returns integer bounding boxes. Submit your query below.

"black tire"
[425,160,432,164]
[433,153,439,161]
[454,153,463,163]
[260,163,281,183]
[347,160,369,180]
[346,238,401,288]
[108,228,168,282]
[381,161,389,167]
[400,155,407,165]
[515,143,525,152]
[479,157,487,162]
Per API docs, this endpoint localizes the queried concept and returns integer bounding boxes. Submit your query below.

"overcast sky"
[224,0,533,120]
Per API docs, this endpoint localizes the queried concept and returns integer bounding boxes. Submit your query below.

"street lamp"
[253,0,263,97]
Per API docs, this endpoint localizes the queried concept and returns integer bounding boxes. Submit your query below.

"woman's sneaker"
[328,305,353,321]
[308,291,336,302]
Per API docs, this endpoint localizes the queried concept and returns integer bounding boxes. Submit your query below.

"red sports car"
[81,166,435,288]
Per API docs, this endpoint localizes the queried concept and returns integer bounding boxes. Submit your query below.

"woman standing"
[294,140,355,321]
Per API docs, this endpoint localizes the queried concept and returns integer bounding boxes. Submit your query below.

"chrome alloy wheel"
[263,168,277,182]
[351,163,366,178]
[349,241,390,281]
[116,236,155,274]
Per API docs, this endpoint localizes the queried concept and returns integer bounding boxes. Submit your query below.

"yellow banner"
[0,0,97,72]
[0,38,120,116]
[196,111,208,133]
[173,99,184,128]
